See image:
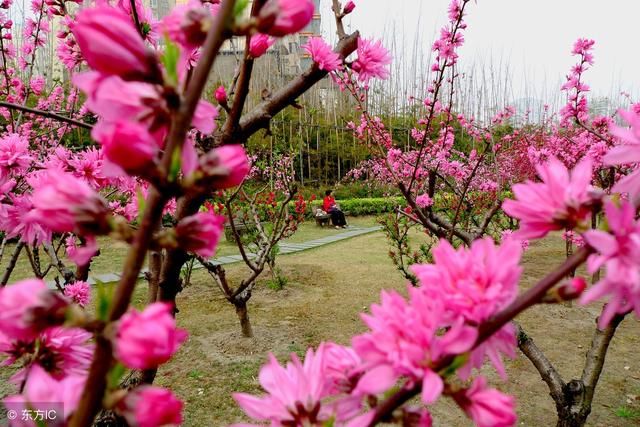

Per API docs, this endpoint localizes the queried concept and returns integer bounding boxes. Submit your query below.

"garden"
[0,0,639,426]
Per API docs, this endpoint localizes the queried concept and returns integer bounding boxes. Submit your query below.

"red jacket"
[323,196,336,212]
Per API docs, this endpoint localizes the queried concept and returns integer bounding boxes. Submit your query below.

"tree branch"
[0,101,93,129]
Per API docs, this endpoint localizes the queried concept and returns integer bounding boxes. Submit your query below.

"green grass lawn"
[0,216,380,284]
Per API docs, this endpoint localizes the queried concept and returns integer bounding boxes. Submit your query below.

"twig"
[0,101,93,129]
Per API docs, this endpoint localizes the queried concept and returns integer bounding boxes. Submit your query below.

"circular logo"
[7,409,17,420]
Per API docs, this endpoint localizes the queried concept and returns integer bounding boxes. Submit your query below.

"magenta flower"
[303,37,342,72]
[198,144,250,189]
[3,365,87,422]
[29,169,110,235]
[411,238,522,379]
[63,281,91,307]
[233,345,364,425]
[175,211,225,258]
[0,279,57,341]
[65,235,99,267]
[72,6,154,79]
[160,0,212,50]
[605,108,640,196]
[192,100,219,134]
[503,157,595,239]
[323,343,363,394]
[352,287,477,404]
[0,133,32,179]
[92,120,158,175]
[259,0,315,37]
[453,376,517,427]
[343,0,356,15]
[580,200,640,327]
[117,386,184,427]
[215,85,227,104]
[352,38,392,83]
[415,193,434,208]
[115,302,188,369]
[249,33,275,58]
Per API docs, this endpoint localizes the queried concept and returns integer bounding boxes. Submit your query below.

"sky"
[321,0,639,102]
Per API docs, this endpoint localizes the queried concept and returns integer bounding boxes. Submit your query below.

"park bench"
[313,207,332,227]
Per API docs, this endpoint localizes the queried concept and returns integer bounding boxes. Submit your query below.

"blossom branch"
[0,101,93,129]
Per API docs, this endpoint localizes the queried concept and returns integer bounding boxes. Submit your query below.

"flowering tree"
[198,153,309,337]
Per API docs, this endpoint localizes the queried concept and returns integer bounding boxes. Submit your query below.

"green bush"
[309,197,406,217]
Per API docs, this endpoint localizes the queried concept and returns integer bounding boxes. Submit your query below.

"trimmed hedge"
[309,197,406,217]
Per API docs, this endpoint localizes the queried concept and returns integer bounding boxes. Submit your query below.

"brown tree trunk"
[235,299,253,338]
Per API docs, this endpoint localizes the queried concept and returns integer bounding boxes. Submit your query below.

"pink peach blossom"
[199,144,250,189]
[115,302,188,369]
[303,37,342,72]
[72,6,154,79]
[581,200,640,327]
[249,33,275,58]
[117,386,184,427]
[503,157,595,239]
[175,211,225,258]
[352,38,392,83]
[453,376,517,427]
[260,0,315,37]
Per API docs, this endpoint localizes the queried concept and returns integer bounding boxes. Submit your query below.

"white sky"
[321,0,639,101]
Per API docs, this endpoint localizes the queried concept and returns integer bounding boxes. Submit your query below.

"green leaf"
[162,38,180,86]
[439,353,469,378]
[108,363,127,389]
[95,279,114,322]
[136,187,146,225]
[233,0,250,17]
[169,145,182,182]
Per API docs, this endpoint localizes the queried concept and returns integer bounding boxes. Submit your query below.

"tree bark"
[234,299,253,338]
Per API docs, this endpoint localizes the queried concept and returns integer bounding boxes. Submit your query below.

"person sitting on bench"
[323,189,347,229]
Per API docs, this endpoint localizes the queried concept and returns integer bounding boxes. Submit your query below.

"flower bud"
[198,145,249,189]
[343,0,355,15]
[92,120,158,176]
[114,303,188,369]
[72,6,157,80]
[175,211,225,258]
[258,0,315,37]
[249,33,275,58]
[30,170,111,236]
[214,85,227,104]
[116,386,184,427]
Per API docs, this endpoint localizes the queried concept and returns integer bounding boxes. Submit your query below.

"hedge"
[309,197,406,217]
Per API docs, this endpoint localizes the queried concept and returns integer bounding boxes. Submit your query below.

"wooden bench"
[313,207,331,227]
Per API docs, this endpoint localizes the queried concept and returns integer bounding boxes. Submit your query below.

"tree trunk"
[235,299,253,338]
[555,380,588,427]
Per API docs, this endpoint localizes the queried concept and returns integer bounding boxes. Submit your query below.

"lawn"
[0,216,380,283]
[1,220,639,426]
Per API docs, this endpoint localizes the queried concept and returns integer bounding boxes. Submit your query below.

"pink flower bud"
[115,302,188,369]
[117,386,184,427]
[30,170,111,235]
[258,0,314,37]
[198,145,249,189]
[175,211,225,258]
[558,277,587,301]
[0,279,68,341]
[249,33,275,58]
[215,85,227,104]
[92,120,158,175]
[72,6,155,79]
[453,376,516,427]
[343,0,355,14]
